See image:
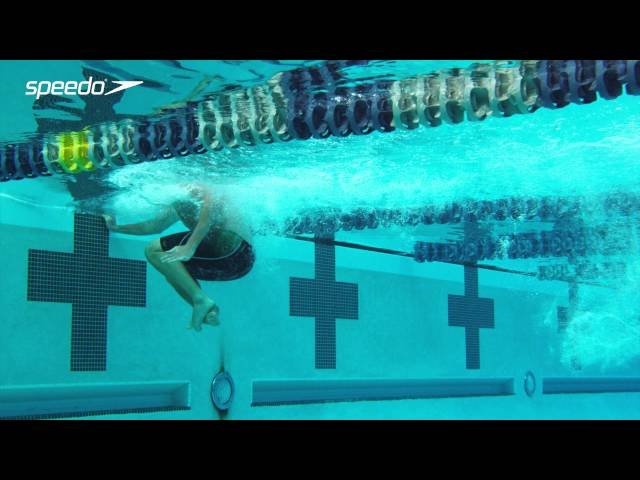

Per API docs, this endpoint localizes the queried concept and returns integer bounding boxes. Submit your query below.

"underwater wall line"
[284,233,619,289]
[1,60,638,182]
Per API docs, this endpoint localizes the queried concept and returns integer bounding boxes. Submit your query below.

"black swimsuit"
[159,200,255,281]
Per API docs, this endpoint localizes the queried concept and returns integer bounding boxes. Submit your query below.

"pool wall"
[2,193,640,419]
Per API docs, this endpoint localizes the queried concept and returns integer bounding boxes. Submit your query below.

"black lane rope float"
[1,60,639,181]
[284,234,617,289]
[273,192,640,236]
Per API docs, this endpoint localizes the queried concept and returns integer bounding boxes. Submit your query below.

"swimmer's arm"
[104,207,179,235]
[183,185,214,252]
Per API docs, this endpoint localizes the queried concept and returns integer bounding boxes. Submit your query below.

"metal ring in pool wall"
[210,371,234,412]
[524,371,536,397]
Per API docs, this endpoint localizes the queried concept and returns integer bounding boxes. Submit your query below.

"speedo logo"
[25,77,143,99]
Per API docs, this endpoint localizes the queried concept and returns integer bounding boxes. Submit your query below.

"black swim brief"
[160,231,255,281]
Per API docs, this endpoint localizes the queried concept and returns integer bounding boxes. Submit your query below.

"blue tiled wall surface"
[0,223,226,419]
[3,221,640,419]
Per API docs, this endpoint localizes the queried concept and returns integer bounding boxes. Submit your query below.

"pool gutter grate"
[2,406,191,420]
[0,381,191,419]
[543,377,640,395]
[252,377,514,406]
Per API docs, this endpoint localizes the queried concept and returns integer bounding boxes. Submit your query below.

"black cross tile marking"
[557,307,569,332]
[557,282,579,332]
[557,282,582,370]
[289,233,358,369]
[27,213,146,371]
[448,264,495,370]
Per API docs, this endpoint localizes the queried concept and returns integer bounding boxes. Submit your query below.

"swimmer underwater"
[103,182,255,331]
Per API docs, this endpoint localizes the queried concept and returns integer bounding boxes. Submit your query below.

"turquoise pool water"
[1,60,640,419]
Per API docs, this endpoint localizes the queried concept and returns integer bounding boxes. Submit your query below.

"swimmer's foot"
[203,304,220,326]
[191,296,215,332]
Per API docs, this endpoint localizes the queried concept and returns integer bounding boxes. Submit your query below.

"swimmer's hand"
[103,214,117,231]
[161,245,196,263]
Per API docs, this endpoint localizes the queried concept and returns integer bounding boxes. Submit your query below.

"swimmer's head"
[178,181,212,199]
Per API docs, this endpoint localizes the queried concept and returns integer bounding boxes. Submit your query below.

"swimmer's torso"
[172,193,251,257]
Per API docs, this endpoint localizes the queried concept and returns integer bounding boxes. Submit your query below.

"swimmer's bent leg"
[144,239,217,329]
[145,239,195,306]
